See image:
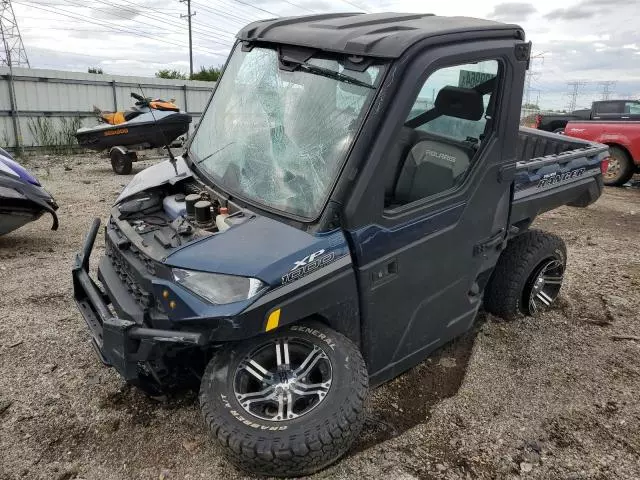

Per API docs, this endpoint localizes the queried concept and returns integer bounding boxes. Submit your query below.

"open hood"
[115,156,192,204]
[112,158,351,289]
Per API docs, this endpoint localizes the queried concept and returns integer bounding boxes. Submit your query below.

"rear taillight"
[600,157,610,175]
[535,114,541,128]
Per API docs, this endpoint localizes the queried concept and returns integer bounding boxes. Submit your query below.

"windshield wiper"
[281,56,375,90]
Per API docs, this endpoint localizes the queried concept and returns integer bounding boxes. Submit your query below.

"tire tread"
[605,146,634,186]
[484,229,566,320]
[199,324,368,477]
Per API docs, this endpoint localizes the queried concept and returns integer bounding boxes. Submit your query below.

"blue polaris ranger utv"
[73,12,609,477]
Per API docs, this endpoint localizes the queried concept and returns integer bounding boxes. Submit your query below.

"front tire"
[604,146,634,186]
[200,321,368,477]
[484,230,566,320]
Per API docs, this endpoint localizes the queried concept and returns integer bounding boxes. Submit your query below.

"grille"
[109,219,157,275]
[105,237,154,311]
[131,245,157,275]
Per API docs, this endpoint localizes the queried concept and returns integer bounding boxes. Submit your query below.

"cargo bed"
[510,127,609,230]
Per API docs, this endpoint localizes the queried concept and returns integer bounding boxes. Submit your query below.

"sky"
[9,0,640,110]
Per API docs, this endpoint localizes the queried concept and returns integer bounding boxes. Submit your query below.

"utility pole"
[1,0,30,67]
[598,81,616,101]
[180,0,195,77]
[565,81,587,112]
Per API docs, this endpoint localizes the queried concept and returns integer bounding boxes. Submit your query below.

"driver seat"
[394,140,471,202]
[392,86,484,203]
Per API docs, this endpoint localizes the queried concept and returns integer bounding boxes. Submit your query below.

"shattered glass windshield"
[188,45,383,219]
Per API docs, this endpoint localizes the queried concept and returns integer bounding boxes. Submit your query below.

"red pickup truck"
[564,120,640,186]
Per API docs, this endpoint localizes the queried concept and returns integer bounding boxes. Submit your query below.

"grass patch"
[27,116,83,154]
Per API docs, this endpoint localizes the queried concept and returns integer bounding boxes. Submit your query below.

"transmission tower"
[565,81,587,112]
[523,51,546,109]
[524,70,540,106]
[0,0,30,67]
[599,81,616,101]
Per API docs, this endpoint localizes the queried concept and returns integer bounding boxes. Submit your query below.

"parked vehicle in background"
[534,108,591,133]
[533,100,640,134]
[564,120,640,186]
[75,93,191,175]
[591,100,640,121]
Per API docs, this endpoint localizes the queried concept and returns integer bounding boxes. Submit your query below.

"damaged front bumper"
[72,218,205,381]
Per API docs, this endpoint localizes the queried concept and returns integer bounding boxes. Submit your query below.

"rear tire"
[110,149,133,175]
[484,230,566,321]
[604,146,634,186]
[199,321,368,477]
[552,128,564,135]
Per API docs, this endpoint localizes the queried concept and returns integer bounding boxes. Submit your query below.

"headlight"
[172,269,266,305]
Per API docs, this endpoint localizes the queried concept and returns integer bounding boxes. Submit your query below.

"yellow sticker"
[265,309,281,332]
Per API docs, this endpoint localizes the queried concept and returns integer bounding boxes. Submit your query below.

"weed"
[1,127,11,148]
[27,116,83,153]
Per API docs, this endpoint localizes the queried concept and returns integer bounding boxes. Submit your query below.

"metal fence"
[0,67,214,151]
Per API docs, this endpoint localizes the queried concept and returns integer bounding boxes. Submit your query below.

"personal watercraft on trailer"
[75,92,191,175]
[0,147,59,236]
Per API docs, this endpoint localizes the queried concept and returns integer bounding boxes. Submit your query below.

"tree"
[156,69,188,80]
[190,66,222,82]
[522,103,540,110]
[88,67,103,74]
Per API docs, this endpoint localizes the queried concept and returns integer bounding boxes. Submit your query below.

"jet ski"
[0,147,59,236]
[76,93,191,152]
[76,93,192,174]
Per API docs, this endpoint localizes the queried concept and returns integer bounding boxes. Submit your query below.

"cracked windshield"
[189,45,382,218]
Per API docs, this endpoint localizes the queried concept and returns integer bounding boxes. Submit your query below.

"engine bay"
[113,179,250,256]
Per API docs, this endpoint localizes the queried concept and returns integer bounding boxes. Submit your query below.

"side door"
[344,43,525,385]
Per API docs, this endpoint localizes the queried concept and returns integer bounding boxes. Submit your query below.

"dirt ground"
[1,154,639,480]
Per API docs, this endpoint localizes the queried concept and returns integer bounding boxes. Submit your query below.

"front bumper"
[72,218,205,381]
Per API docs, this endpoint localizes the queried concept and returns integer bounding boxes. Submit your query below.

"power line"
[21,25,182,33]
[276,0,316,13]
[100,0,235,41]
[230,0,280,18]
[14,0,227,54]
[61,0,234,47]
[191,1,263,26]
[203,0,266,19]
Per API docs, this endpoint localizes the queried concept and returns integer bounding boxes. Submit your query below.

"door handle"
[371,259,398,288]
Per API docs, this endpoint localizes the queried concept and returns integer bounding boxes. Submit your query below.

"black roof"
[237,13,524,59]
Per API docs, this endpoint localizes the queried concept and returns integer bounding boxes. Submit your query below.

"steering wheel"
[130,92,152,106]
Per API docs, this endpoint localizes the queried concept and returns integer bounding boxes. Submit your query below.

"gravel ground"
[1,154,639,480]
